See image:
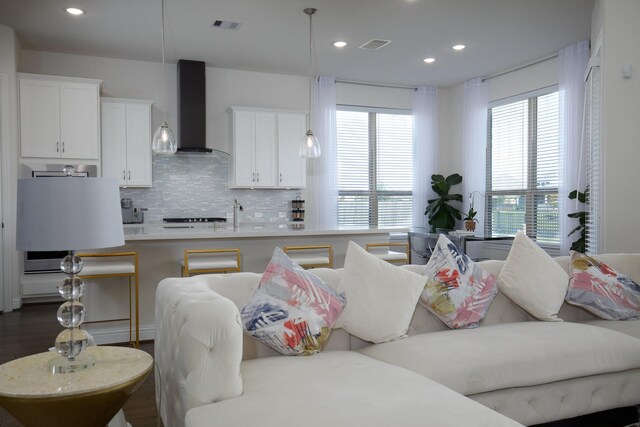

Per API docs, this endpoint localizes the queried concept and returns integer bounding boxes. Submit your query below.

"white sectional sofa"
[155,254,640,427]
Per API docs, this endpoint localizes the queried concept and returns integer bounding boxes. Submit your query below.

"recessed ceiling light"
[333,41,348,48]
[423,57,436,63]
[452,44,466,51]
[66,7,85,15]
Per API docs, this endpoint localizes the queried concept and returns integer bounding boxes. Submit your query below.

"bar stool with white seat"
[77,251,139,348]
[366,242,410,265]
[283,245,333,269]
[181,249,241,277]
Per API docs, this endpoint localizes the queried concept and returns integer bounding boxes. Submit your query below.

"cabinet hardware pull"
[123,170,126,180]
[56,141,59,152]
[62,141,65,153]
[280,173,282,183]
[128,170,131,180]
[252,173,255,182]
[257,172,260,182]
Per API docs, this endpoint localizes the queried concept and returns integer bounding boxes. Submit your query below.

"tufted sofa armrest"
[155,276,244,427]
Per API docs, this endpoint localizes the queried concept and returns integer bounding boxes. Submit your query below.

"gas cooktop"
[163,217,227,223]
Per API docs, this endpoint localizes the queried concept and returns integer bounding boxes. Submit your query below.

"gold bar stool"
[283,245,334,269]
[366,242,410,265]
[77,251,139,348]
[182,249,241,276]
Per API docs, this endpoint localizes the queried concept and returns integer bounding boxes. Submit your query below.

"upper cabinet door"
[233,110,257,187]
[59,81,100,159]
[19,74,101,160]
[19,79,60,158]
[277,113,306,188]
[125,103,152,186]
[253,112,276,187]
[101,101,128,185]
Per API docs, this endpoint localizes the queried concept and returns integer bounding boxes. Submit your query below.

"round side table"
[0,346,153,427]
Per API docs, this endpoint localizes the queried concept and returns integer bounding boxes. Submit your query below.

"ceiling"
[0,0,594,87]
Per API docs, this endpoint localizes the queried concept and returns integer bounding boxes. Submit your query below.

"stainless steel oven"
[22,163,98,274]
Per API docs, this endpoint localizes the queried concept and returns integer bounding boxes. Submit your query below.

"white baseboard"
[12,297,22,310]
[85,324,155,345]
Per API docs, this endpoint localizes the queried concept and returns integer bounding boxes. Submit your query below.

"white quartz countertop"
[124,222,407,241]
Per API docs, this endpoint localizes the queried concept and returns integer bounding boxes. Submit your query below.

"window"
[486,88,560,244]
[336,107,413,228]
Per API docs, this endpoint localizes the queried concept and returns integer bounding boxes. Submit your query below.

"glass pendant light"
[152,0,177,155]
[301,8,321,159]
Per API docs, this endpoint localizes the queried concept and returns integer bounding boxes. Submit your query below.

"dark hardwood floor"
[0,303,161,427]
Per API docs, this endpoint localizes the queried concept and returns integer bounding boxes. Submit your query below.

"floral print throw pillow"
[241,247,346,355]
[420,234,497,329]
[566,251,640,320]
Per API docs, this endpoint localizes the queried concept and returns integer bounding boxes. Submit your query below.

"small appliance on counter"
[121,198,147,224]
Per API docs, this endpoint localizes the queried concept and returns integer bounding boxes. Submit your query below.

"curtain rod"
[335,79,416,90]
[483,53,559,82]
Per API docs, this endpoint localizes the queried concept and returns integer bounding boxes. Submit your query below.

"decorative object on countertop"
[425,173,463,232]
[16,165,124,373]
[151,0,177,155]
[77,252,140,348]
[284,244,333,269]
[464,191,484,232]
[292,196,305,222]
[300,8,321,158]
[567,186,589,253]
[182,248,241,276]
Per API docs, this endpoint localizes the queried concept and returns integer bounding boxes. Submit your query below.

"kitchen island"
[79,223,407,344]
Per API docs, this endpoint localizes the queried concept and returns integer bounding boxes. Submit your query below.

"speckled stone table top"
[0,346,153,398]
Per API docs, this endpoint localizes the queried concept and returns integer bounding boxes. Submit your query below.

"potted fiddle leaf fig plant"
[425,173,463,232]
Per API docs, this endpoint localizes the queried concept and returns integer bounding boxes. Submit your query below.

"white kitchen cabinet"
[232,109,277,187]
[277,112,306,188]
[19,74,101,159]
[231,107,306,189]
[101,98,153,187]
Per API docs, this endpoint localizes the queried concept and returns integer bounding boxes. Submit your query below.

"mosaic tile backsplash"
[120,154,301,224]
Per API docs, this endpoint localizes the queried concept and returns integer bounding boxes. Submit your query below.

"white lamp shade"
[16,177,125,251]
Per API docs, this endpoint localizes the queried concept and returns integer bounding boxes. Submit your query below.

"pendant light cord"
[307,11,313,130]
[161,0,167,123]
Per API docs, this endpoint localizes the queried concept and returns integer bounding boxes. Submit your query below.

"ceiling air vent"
[210,20,241,30]
[359,39,391,50]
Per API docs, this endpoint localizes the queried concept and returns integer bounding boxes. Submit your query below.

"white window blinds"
[336,108,413,228]
[486,89,560,244]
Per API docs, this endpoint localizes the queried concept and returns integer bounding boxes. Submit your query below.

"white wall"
[591,0,640,253]
[0,25,20,311]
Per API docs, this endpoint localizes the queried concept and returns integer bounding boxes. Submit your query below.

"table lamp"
[16,166,124,373]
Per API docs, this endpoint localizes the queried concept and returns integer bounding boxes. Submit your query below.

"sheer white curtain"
[462,78,488,237]
[559,40,589,255]
[307,76,338,228]
[412,86,438,228]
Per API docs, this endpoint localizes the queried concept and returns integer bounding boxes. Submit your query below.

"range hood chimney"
[177,59,212,153]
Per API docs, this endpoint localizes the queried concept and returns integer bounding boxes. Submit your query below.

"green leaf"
[431,174,445,183]
[568,190,578,200]
[445,173,463,186]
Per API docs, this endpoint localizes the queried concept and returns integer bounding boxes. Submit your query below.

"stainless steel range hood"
[177,59,228,157]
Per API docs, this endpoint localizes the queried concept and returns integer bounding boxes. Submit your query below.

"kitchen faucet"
[233,199,243,229]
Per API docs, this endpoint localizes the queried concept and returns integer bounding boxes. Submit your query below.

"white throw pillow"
[335,241,426,343]
[498,231,568,321]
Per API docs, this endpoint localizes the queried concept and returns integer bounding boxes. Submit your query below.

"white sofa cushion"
[356,321,640,396]
[498,231,568,321]
[185,351,524,427]
[334,241,425,343]
[578,319,640,339]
